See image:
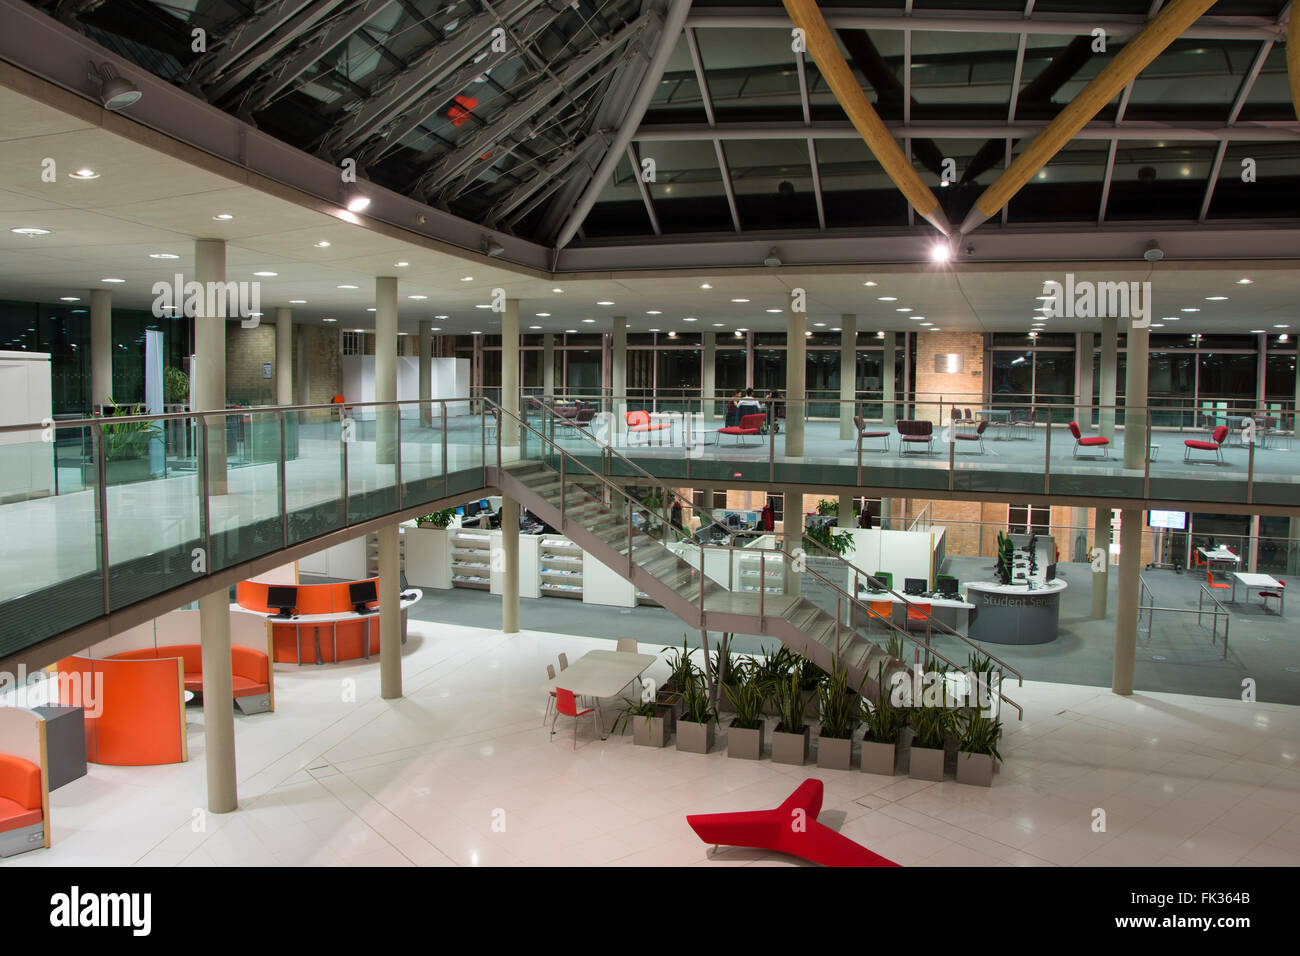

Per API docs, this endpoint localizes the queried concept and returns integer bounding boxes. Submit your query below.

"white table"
[548,650,657,738]
[1230,572,1284,612]
[856,588,975,634]
[1199,547,1240,571]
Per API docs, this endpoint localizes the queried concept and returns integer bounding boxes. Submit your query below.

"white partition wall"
[490,530,540,598]
[841,527,947,590]
[0,351,54,502]
[341,355,470,415]
[583,552,637,607]
[298,537,367,579]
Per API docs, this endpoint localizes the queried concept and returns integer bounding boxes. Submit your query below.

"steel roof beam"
[483,133,606,223]
[636,121,1300,142]
[196,0,321,84]
[204,0,348,100]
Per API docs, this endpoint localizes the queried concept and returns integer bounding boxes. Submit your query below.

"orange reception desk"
[235,579,422,665]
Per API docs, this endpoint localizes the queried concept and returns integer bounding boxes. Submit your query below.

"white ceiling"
[0,84,1295,339]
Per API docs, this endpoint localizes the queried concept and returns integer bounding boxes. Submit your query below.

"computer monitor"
[266,585,298,618]
[455,506,465,516]
[349,579,378,614]
[479,498,490,511]
[904,577,927,596]
[1148,510,1186,530]
[937,577,959,597]
[1045,563,1057,582]
[464,501,481,518]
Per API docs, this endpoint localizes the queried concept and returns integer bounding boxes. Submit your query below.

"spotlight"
[1143,240,1164,262]
[481,235,506,258]
[763,248,781,267]
[87,62,142,111]
[346,194,371,213]
[930,241,952,264]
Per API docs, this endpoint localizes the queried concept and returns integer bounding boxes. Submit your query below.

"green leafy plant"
[884,631,905,662]
[862,680,902,745]
[815,498,838,516]
[415,508,455,528]
[799,656,828,693]
[967,651,1000,711]
[817,667,861,740]
[750,646,798,689]
[910,705,955,751]
[723,670,767,730]
[611,697,660,736]
[959,712,1003,762]
[163,367,189,405]
[806,525,852,556]
[660,636,698,694]
[679,668,715,725]
[711,649,746,690]
[100,402,162,462]
[770,668,806,734]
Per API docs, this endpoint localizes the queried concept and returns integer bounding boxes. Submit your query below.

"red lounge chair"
[625,409,671,444]
[0,753,43,854]
[1184,425,1229,464]
[1259,580,1285,612]
[953,419,988,454]
[853,415,890,453]
[1068,421,1109,459]
[686,778,899,867]
[896,419,934,456]
[718,413,765,447]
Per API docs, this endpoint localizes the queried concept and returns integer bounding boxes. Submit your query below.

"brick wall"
[914,331,983,424]
[225,321,275,405]
[296,325,340,406]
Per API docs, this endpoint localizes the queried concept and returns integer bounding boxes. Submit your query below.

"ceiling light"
[1028,331,1038,338]
[252,271,278,277]
[712,322,724,327]
[345,193,371,213]
[879,296,897,302]
[1162,316,1179,321]
[813,322,826,327]
[863,281,877,287]
[877,330,885,337]
[582,318,595,323]
[805,331,813,337]
[69,168,99,180]
[1274,324,1290,328]
[766,309,783,314]
[1150,324,1164,328]
[408,294,427,300]
[1237,278,1253,284]
[481,236,505,258]
[700,283,712,290]
[763,249,781,267]
[683,317,697,322]
[1143,240,1164,262]
[460,276,474,282]
[475,304,491,309]
[213,213,233,221]
[315,241,332,248]
[472,330,483,335]
[10,227,51,236]
[1250,329,1266,333]
[552,287,563,293]
[731,298,750,303]
[100,278,125,284]
[896,308,911,313]
[394,260,408,267]
[337,284,358,289]
[1279,333,1289,341]
[88,62,142,110]
[649,328,660,333]
[431,327,441,331]
[59,296,80,302]
[289,300,307,305]
[831,327,841,332]
[668,330,677,337]
[565,329,577,333]
[930,241,952,263]
[908,316,925,321]
[1181,307,1199,312]
[596,300,614,306]
[1205,296,1228,301]
[646,310,661,315]
[920,322,933,327]
[734,330,744,337]
[435,315,448,319]
[536,312,550,317]
[149,252,179,259]
[322,317,337,323]
[529,325,542,330]
[366,308,376,312]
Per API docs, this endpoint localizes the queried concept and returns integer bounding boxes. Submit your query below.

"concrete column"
[378,523,402,699]
[839,314,857,439]
[1099,315,1118,440]
[702,332,716,422]
[375,276,397,464]
[418,319,433,425]
[542,333,555,399]
[782,488,802,596]
[837,492,854,529]
[611,315,627,435]
[1070,506,1090,563]
[296,328,310,405]
[1122,320,1149,470]
[786,313,806,457]
[194,239,227,493]
[90,289,112,409]
[502,496,520,633]
[502,298,519,445]
[198,593,236,811]
[879,496,892,529]
[1113,508,1141,695]
[1077,332,1094,427]
[275,307,293,406]
[1092,506,1111,618]
[882,331,897,426]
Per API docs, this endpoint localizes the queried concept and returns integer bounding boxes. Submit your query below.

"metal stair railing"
[515,395,1026,713]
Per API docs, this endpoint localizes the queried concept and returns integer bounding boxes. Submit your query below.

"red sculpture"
[447,95,478,127]
[686,778,899,867]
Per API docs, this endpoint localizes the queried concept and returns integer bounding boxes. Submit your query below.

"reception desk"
[235,579,422,665]
[965,579,1067,645]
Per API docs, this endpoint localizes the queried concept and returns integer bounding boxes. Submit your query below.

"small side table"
[32,705,87,792]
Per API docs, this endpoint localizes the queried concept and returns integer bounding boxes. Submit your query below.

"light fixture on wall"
[87,62,142,110]
[1143,239,1164,262]
[481,235,505,258]
[763,248,782,267]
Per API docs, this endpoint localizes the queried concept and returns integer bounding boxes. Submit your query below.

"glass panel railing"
[208,410,283,572]
[399,401,446,505]
[285,407,345,544]
[344,404,398,524]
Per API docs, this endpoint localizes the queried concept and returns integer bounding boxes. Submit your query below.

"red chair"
[896,419,934,456]
[625,409,671,445]
[1068,421,1109,459]
[952,419,988,454]
[1259,580,1285,612]
[906,600,932,645]
[686,778,899,867]
[550,687,596,749]
[1206,570,1231,592]
[718,413,765,447]
[853,415,890,453]
[1184,425,1229,464]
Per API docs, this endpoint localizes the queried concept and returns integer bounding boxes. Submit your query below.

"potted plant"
[800,656,828,721]
[723,669,767,760]
[658,637,695,729]
[816,666,860,770]
[96,402,163,485]
[753,646,798,716]
[612,698,670,748]
[861,680,903,776]
[676,669,715,754]
[710,649,744,712]
[415,508,455,528]
[908,704,952,781]
[956,712,1003,787]
[163,367,190,407]
[406,508,456,589]
[769,668,809,766]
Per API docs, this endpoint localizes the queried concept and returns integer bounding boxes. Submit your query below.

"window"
[713,490,728,510]
[1008,504,1050,536]
[342,331,362,355]
[767,493,784,523]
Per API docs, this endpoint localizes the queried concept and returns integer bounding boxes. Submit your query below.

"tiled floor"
[7,620,1300,867]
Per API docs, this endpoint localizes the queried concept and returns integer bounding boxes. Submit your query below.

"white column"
[1076,332,1095,427]
[379,523,402,699]
[199,595,236,811]
[1099,316,1118,440]
[1092,506,1110,619]
[611,315,627,435]
[90,289,112,409]
[1113,508,1141,695]
[375,276,397,464]
[786,311,806,457]
[1123,320,1149,470]
[882,331,897,426]
[502,299,519,445]
[418,318,432,425]
[502,496,519,633]
[542,333,555,398]
[275,307,293,406]
[702,331,716,422]
[839,314,857,439]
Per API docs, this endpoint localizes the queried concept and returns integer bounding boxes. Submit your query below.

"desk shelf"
[540,536,584,598]
[452,530,493,591]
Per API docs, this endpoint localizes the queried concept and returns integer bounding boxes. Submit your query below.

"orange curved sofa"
[0,754,42,835]
[107,645,270,700]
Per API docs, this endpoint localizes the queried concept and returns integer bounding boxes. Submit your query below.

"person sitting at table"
[737,388,764,419]
[724,391,743,427]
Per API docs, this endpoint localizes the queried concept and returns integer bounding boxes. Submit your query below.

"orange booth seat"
[0,754,42,836]
[57,654,187,766]
[107,645,272,715]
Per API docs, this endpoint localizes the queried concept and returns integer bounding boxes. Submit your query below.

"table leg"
[1231,578,1237,603]
[317,626,324,666]
[595,698,606,739]
[296,624,303,665]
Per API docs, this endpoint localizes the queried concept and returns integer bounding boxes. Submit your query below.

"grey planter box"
[633,715,669,748]
[656,691,684,734]
[727,720,765,760]
[771,725,810,766]
[956,752,995,787]
[816,733,853,771]
[860,739,897,776]
[677,719,715,754]
[909,744,946,781]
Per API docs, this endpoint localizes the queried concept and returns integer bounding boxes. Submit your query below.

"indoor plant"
[676,668,716,754]
[956,712,1003,787]
[723,668,767,760]
[657,637,696,729]
[815,666,861,771]
[415,508,455,528]
[98,402,163,485]
[861,680,903,775]
[908,703,953,781]
[769,667,809,765]
[612,697,670,748]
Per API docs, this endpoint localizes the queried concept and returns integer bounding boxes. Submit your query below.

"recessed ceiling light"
[552,287,563,293]
[813,322,826,327]
[766,309,783,313]
[1250,329,1265,333]
[649,328,661,333]
[408,294,427,300]
[734,330,744,337]
[731,298,750,303]
[100,278,125,284]
[879,296,897,302]
[1028,331,1038,338]
[1181,307,1199,312]
[286,300,305,305]
[596,300,614,306]
[430,327,441,331]
[667,331,677,337]
[683,317,697,322]
[1274,324,1290,328]
[475,304,492,309]
[460,276,474,282]
[863,281,877,287]
[149,252,179,259]
[213,213,234,221]
[337,284,358,289]
[346,196,370,213]
[394,260,408,267]
[737,327,749,332]
[920,322,933,327]
[831,327,841,332]
[315,241,332,248]
[565,329,577,333]
[1150,324,1164,328]
[805,330,813,336]
[582,318,595,323]
[876,331,885,337]
[10,227,51,236]
[435,315,448,319]
[69,168,100,180]
[1237,278,1253,284]
[366,308,376,312]
[1162,316,1179,321]
[1205,296,1228,301]
[700,283,712,289]
[646,310,661,315]
[536,312,550,317]
[529,325,541,330]
[59,296,80,302]
[908,316,925,321]
[322,317,337,323]
[896,307,912,313]
[253,271,278,277]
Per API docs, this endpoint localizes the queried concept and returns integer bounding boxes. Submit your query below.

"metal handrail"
[1139,576,1231,661]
